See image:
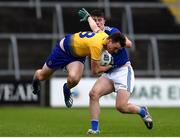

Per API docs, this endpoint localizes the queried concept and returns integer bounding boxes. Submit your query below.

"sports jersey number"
[79,32,95,38]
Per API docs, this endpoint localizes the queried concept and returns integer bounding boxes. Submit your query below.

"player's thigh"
[66,61,84,79]
[40,63,55,78]
[116,89,131,107]
[91,76,114,97]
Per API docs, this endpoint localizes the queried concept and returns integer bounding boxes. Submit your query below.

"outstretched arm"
[78,8,132,48]
[87,17,101,33]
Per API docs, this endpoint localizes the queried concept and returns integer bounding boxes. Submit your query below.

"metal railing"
[0,1,180,80]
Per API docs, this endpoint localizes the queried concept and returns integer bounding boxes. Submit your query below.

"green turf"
[0,107,180,136]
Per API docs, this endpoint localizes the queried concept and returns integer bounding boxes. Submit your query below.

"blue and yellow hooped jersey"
[63,31,108,61]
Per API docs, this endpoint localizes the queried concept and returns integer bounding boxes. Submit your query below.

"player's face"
[92,16,105,30]
[106,40,121,54]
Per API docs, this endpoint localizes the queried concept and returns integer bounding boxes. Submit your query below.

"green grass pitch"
[0,107,180,136]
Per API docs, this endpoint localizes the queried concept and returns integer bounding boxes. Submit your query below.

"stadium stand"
[162,0,180,24]
[0,0,180,80]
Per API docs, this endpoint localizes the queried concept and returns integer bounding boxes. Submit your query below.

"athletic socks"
[90,108,146,131]
[139,107,146,118]
[91,119,99,131]
[32,79,40,94]
[63,83,70,93]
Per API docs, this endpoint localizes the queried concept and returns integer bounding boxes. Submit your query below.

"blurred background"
[0,0,180,108]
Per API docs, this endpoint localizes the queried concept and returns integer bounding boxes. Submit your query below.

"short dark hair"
[108,33,126,47]
[90,9,105,18]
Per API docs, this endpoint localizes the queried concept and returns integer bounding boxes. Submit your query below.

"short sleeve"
[104,26,121,35]
[90,46,102,61]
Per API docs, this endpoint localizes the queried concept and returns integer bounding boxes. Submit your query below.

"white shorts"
[102,64,135,93]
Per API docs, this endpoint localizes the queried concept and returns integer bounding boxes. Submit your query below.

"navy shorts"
[45,41,86,70]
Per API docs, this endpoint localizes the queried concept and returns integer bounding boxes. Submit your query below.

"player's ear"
[108,39,112,44]
[119,43,122,48]
[106,39,110,44]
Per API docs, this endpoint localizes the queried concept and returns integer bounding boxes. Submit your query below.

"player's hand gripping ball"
[100,50,113,66]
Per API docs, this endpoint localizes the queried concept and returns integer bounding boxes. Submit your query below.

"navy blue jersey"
[104,26,129,69]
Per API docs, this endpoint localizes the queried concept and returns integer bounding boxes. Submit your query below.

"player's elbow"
[124,37,132,48]
[91,69,99,75]
[91,60,100,75]
[125,39,132,48]
[91,66,101,75]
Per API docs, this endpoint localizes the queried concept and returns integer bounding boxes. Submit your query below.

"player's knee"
[89,89,99,101]
[116,104,127,113]
[36,70,46,81]
[68,73,81,86]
